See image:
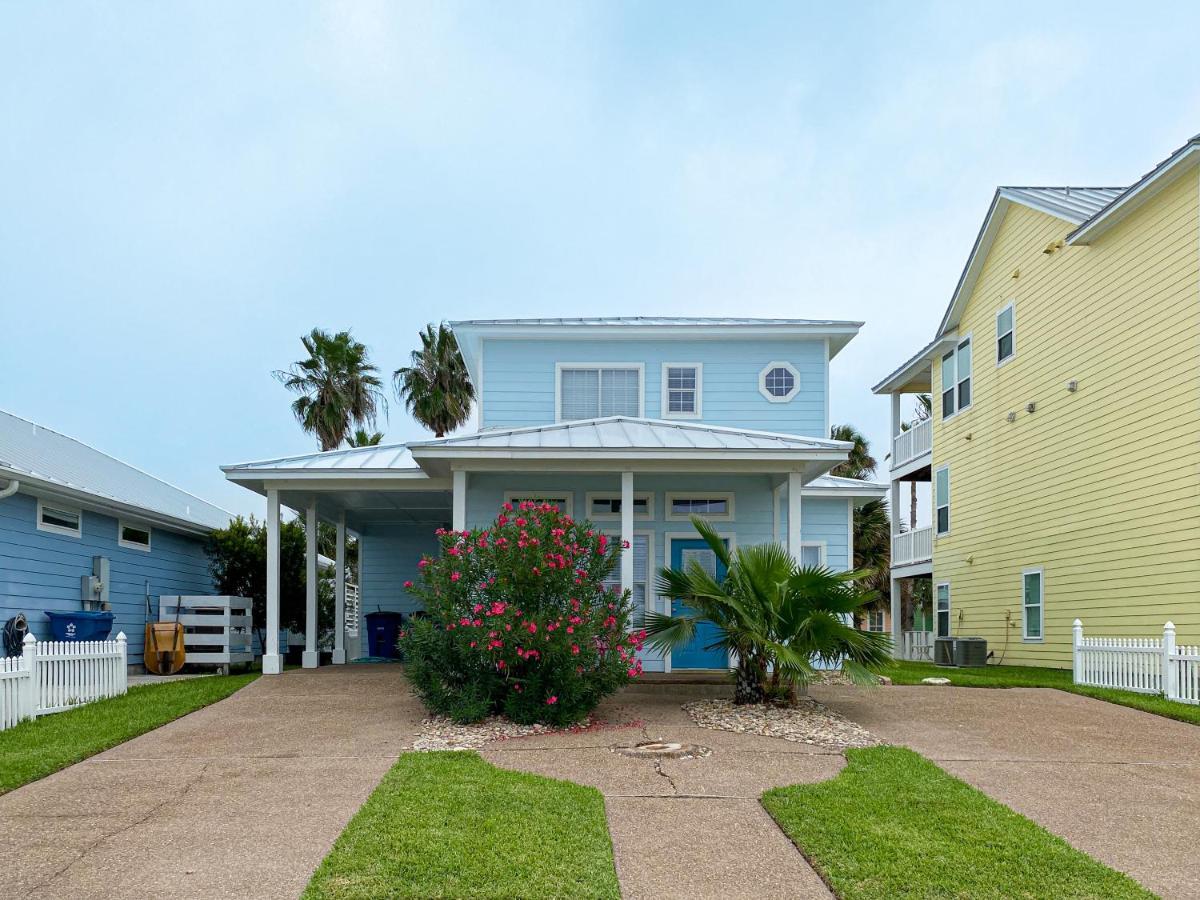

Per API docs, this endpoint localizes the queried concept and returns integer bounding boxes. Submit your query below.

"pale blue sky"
[3,1,1199,518]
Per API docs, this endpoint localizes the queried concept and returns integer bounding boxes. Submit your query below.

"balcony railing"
[892,418,932,470]
[893,525,933,568]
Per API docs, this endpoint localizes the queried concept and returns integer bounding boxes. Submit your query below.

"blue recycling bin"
[365,611,404,659]
[45,610,115,641]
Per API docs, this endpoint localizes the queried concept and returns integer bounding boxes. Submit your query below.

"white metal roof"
[998,187,1125,224]
[222,442,420,473]
[0,409,230,533]
[803,473,887,497]
[407,417,850,453]
[450,316,863,328]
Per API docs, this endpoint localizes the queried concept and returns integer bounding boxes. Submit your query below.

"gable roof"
[0,409,230,533]
[406,416,849,453]
[935,185,1125,336]
[222,442,421,474]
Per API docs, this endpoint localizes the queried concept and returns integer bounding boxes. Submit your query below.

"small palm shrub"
[402,503,643,726]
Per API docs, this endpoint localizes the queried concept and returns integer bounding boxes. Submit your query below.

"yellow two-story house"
[874,134,1200,669]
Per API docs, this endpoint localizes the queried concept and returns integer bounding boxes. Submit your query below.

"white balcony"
[891,418,932,472]
[892,525,933,568]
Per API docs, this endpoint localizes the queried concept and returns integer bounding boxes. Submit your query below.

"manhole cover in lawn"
[612,740,711,759]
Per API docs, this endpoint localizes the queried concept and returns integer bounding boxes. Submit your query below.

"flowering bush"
[402,502,644,726]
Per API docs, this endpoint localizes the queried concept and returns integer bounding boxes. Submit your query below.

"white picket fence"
[1073,620,1200,704]
[0,632,128,730]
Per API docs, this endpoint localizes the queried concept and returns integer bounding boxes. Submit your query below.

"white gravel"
[413,714,602,751]
[683,697,878,749]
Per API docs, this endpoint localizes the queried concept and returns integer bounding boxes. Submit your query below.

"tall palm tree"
[829,424,877,479]
[275,329,386,451]
[347,428,384,447]
[394,323,475,438]
[645,518,890,705]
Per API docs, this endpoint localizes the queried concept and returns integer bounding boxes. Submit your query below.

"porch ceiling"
[275,486,451,531]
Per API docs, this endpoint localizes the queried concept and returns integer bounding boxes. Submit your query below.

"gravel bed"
[683,697,878,749]
[413,714,623,751]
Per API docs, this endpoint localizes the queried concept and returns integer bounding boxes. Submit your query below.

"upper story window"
[119,521,152,551]
[557,364,643,421]
[934,465,950,535]
[758,361,801,403]
[996,303,1015,365]
[940,337,972,418]
[37,500,82,538]
[662,363,702,418]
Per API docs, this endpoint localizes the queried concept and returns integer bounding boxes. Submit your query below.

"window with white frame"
[37,500,81,537]
[934,465,950,535]
[799,542,825,568]
[557,365,642,420]
[503,493,574,517]
[940,337,972,418]
[758,361,801,402]
[119,521,152,551]
[662,363,701,418]
[1022,567,1043,641]
[996,303,1015,364]
[586,492,652,520]
[867,609,886,632]
[935,582,951,638]
[666,492,734,521]
[602,533,652,613]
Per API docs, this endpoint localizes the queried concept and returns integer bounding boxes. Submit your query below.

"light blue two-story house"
[0,410,230,667]
[223,317,885,674]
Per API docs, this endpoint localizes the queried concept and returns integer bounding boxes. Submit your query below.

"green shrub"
[402,502,642,725]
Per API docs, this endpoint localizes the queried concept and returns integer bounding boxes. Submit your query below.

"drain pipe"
[0,478,18,500]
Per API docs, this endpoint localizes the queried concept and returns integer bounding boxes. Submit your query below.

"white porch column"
[786,471,803,562]
[302,502,319,668]
[452,469,467,532]
[263,489,283,675]
[332,512,347,665]
[620,471,634,595]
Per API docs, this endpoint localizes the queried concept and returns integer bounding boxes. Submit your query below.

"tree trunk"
[733,655,765,705]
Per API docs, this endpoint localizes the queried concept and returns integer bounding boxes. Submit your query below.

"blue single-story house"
[0,409,230,666]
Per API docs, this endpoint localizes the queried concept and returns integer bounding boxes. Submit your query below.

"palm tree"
[347,428,384,447]
[275,329,385,451]
[644,518,891,705]
[829,424,877,479]
[394,323,475,438]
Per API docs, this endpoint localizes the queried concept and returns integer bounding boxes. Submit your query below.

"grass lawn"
[304,751,620,900]
[884,660,1200,726]
[0,671,258,795]
[763,746,1153,900]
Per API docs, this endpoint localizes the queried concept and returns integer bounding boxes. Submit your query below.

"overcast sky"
[3,1,1199,519]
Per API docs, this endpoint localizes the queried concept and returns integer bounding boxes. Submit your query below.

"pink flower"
[571,644,580,655]
[450,572,462,582]
[546,695,558,705]
[418,558,430,568]
[403,580,414,589]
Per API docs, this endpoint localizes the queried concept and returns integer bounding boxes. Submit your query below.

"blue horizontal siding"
[358,521,443,620]
[0,491,214,665]
[481,338,827,436]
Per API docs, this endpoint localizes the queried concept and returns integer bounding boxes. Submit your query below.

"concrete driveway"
[0,666,421,900]
[813,683,1200,900]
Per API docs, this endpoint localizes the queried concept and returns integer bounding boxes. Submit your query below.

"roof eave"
[1067,142,1200,245]
[872,334,958,394]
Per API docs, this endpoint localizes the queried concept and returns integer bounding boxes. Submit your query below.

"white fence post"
[1164,621,1177,702]
[116,631,128,696]
[20,633,36,723]
[1073,619,1083,685]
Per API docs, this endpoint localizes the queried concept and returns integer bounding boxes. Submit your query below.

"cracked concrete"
[0,666,421,900]
[482,688,841,899]
[812,683,1200,900]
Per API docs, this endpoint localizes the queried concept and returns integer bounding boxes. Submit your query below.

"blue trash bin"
[45,610,115,641]
[365,611,404,659]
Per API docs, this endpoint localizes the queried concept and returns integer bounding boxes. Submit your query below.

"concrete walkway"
[0,666,421,900]
[482,684,840,900]
[813,683,1200,900]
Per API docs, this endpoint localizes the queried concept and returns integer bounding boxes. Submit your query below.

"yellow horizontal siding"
[932,169,1200,667]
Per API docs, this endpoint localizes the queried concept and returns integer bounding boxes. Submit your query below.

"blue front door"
[670,538,729,669]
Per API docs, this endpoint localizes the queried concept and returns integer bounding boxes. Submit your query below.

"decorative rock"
[683,698,878,750]
[412,713,637,751]
[878,675,893,685]
[921,676,951,685]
